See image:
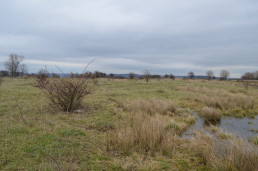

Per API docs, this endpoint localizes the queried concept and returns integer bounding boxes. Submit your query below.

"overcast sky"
[0,0,258,77]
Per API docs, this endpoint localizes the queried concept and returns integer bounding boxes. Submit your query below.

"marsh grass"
[108,113,179,156]
[177,85,255,111]
[201,107,221,121]
[1,78,258,170]
[121,98,177,116]
[191,132,258,171]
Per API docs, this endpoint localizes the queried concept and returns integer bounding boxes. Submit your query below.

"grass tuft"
[201,107,221,121]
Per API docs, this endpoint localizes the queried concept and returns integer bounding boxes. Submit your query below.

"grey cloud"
[0,0,258,77]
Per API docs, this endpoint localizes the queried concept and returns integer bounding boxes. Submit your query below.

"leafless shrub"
[34,61,94,112]
[35,76,91,112]
[35,69,49,87]
[143,70,151,82]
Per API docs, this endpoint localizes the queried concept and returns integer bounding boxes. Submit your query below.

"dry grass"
[197,94,255,110]
[108,113,180,156]
[177,85,255,110]
[122,98,177,116]
[191,132,258,171]
[201,107,221,121]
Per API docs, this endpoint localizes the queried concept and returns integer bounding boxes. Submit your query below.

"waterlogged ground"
[0,78,258,170]
[182,113,258,139]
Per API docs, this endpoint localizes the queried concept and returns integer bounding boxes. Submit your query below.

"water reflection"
[181,113,258,139]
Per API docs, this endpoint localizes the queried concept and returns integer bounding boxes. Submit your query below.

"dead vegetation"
[201,106,221,121]
[191,132,258,171]
[34,70,91,112]
[177,85,255,110]
[121,98,177,116]
[108,112,180,156]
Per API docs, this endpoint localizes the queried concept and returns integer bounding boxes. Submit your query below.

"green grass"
[0,78,257,170]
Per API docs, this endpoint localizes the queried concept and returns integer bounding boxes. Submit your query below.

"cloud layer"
[0,0,258,77]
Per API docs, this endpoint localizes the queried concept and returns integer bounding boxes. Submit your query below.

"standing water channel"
[182,112,258,139]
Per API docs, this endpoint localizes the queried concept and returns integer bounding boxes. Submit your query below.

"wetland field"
[0,77,257,170]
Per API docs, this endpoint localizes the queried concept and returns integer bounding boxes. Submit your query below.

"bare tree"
[143,70,151,82]
[20,64,28,76]
[220,70,230,80]
[188,71,195,79]
[206,70,214,80]
[169,74,175,80]
[254,71,258,80]
[4,54,24,77]
[129,72,135,79]
[0,74,3,86]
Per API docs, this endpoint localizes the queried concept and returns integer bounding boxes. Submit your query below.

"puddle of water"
[181,112,258,139]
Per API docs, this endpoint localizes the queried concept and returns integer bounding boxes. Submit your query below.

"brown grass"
[108,113,179,155]
[177,85,255,110]
[191,132,258,171]
[200,95,254,110]
[122,98,177,116]
[201,107,221,121]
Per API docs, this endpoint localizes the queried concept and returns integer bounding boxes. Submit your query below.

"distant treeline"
[241,71,258,80]
[2,69,258,81]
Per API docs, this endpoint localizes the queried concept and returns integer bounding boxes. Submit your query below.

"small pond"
[182,113,258,139]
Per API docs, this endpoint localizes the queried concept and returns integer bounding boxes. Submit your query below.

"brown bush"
[35,75,91,112]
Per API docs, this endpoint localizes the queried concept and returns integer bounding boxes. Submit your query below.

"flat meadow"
[0,77,257,170]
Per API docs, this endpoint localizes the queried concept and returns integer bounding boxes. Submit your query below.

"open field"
[0,78,258,170]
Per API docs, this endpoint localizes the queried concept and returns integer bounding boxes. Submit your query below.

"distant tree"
[254,71,258,80]
[129,72,135,79]
[188,71,195,79]
[151,75,161,80]
[143,70,151,82]
[70,72,80,78]
[94,71,107,78]
[52,73,60,78]
[108,73,114,78]
[169,74,175,80]
[82,72,93,78]
[241,72,256,80]
[220,70,230,80]
[4,54,24,77]
[206,70,214,80]
[0,71,9,77]
[164,74,169,78]
[20,64,28,76]
[0,73,3,85]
